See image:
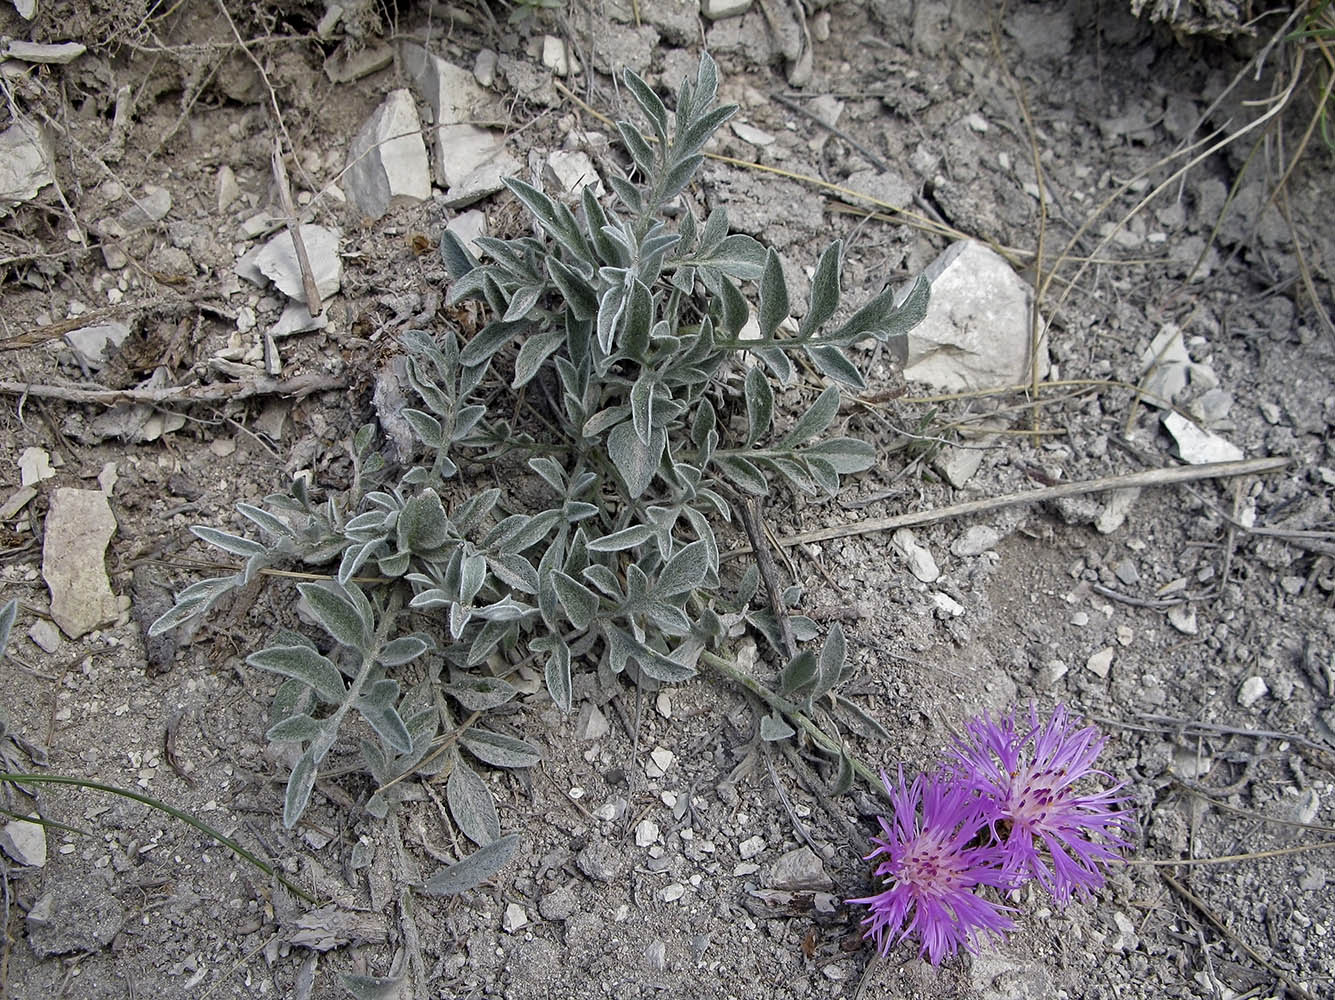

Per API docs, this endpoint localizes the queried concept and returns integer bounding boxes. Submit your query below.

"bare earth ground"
[1,1,1334,998]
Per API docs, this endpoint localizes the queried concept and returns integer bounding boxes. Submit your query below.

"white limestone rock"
[903,240,1048,393]
[344,89,431,220]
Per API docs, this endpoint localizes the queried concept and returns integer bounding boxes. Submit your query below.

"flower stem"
[699,649,888,799]
[0,773,318,904]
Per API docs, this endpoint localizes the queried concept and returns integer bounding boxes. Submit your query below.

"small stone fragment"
[544,150,603,198]
[64,321,131,371]
[1237,675,1268,708]
[731,122,776,146]
[1036,660,1068,690]
[1291,788,1319,826]
[932,592,965,617]
[27,619,61,653]
[323,37,393,83]
[904,241,1048,393]
[649,747,676,774]
[892,528,939,583]
[18,447,55,487]
[738,835,766,860]
[401,43,487,126]
[1109,911,1139,952]
[0,118,55,206]
[27,884,124,956]
[118,184,172,229]
[766,846,834,891]
[0,818,46,867]
[502,902,528,934]
[3,40,86,63]
[240,225,343,303]
[575,702,609,741]
[1095,488,1141,534]
[539,885,577,921]
[1113,560,1140,586]
[1086,647,1114,678]
[344,89,431,220]
[576,840,622,882]
[1162,411,1243,465]
[474,48,498,88]
[541,35,577,77]
[1171,745,1211,780]
[702,0,752,19]
[635,819,660,847]
[445,209,487,256]
[41,488,120,640]
[217,165,240,212]
[1167,604,1198,636]
[845,169,915,211]
[951,525,1001,557]
[645,939,668,968]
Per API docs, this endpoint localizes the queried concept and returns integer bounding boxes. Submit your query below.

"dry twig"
[726,456,1292,555]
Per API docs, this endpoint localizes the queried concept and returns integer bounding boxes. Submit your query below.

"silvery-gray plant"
[151,53,929,894]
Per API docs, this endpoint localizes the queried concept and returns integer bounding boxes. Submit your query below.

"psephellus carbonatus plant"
[148,53,931,896]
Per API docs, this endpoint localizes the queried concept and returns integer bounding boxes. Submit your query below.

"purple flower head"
[949,703,1133,905]
[848,768,1015,965]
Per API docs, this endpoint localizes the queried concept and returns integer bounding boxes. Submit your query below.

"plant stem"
[699,650,888,800]
[0,773,318,904]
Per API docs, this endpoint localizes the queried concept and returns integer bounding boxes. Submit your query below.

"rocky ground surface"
[0,1,1333,998]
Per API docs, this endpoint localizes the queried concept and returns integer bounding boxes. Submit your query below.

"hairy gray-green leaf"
[656,540,709,597]
[758,248,789,337]
[801,240,844,336]
[378,635,431,667]
[813,622,846,702]
[833,746,855,795]
[419,832,520,897]
[191,525,267,558]
[586,524,654,552]
[248,645,346,704]
[266,712,327,744]
[358,679,414,754]
[401,408,443,448]
[778,385,840,449]
[298,582,371,650]
[339,972,405,1000]
[544,640,573,713]
[460,728,542,769]
[744,365,773,447]
[0,598,17,655]
[512,328,566,388]
[759,712,796,741]
[447,757,501,846]
[397,489,451,554]
[607,422,664,499]
[283,748,319,828]
[443,675,518,711]
[779,649,818,698]
[551,571,598,631]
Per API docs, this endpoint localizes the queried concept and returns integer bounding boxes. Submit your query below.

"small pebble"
[738,835,765,860]
[1086,647,1114,678]
[502,902,528,934]
[1237,675,1268,708]
[635,819,660,847]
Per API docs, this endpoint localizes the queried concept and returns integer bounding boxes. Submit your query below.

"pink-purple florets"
[849,703,1132,964]
[848,769,1015,965]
